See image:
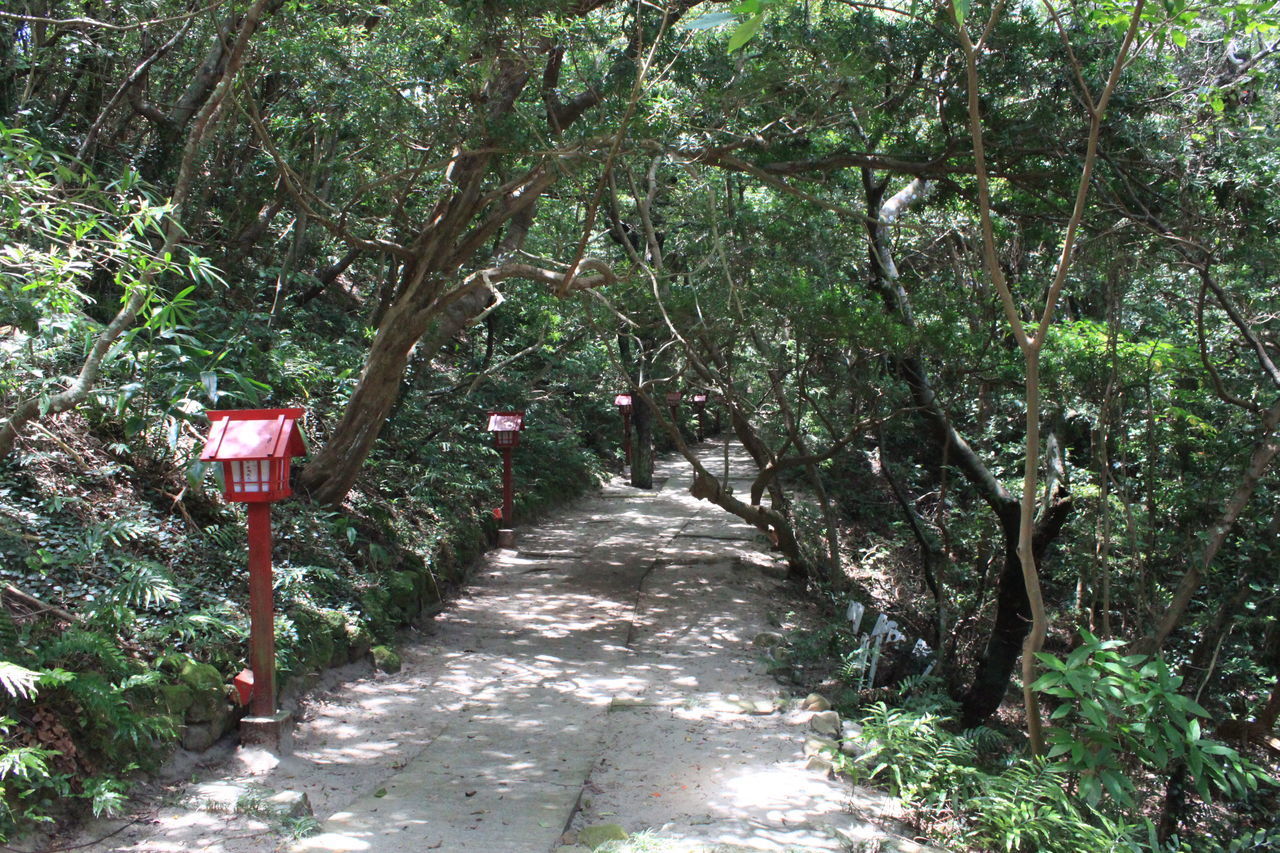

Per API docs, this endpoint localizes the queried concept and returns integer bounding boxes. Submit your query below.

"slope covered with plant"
[3,0,1280,847]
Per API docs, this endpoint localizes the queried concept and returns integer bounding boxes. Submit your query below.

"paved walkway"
[74,440,921,853]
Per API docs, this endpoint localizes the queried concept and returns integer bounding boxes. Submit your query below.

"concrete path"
[71,440,922,853]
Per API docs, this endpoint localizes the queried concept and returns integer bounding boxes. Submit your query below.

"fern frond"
[0,745,53,781]
[107,561,179,610]
[0,662,41,700]
[34,628,129,676]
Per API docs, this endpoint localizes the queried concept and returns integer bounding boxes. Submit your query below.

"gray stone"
[760,562,790,580]
[804,734,838,757]
[264,790,313,820]
[810,710,841,737]
[842,720,863,740]
[800,693,831,711]
[189,782,312,820]
[181,722,218,752]
[805,753,835,774]
[752,631,786,648]
[840,738,866,758]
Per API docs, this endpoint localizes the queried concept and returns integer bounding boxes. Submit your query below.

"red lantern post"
[200,408,305,750]
[614,394,633,467]
[666,391,682,433]
[692,392,708,442]
[487,411,525,548]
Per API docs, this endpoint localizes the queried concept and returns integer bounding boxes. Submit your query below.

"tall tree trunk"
[859,168,1077,728]
[298,300,428,504]
[631,394,655,490]
[960,493,1072,726]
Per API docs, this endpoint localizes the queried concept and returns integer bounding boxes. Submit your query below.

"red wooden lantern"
[666,391,682,407]
[199,408,306,748]
[487,411,525,449]
[692,392,709,442]
[200,409,305,502]
[614,394,633,467]
[486,412,525,543]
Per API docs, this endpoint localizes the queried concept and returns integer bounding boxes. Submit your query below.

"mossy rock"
[419,571,442,607]
[577,823,628,849]
[179,660,223,693]
[186,689,227,725]
[359,588,393,638]
[306,629,336,672]
[157,653,195,675]
[289,608,335,672]
[387,571,419,618]
[329,630,350,666]
[371,645,401,673]
[346,623,372,662]
[158,683,195,715]
[310,609,351,666]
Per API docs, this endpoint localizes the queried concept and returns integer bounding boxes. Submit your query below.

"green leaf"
[953,0,971,27]
[0,662,43,700]
[727,13,764,52]
[1171,29,1188,47]
[682,11,736,29]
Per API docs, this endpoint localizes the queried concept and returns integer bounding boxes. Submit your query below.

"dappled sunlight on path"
[76,439,916,853]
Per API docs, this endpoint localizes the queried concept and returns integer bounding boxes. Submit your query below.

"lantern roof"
[486,411,525,433]
[200,409,306,462]
[614,394,632,407]
[692,392,708,402]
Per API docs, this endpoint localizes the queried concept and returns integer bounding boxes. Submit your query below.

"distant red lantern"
[200,408,306,749]
[486,412,525,544]
[614,394,633,467]
[666,391,682,407]
[692,392,709,442]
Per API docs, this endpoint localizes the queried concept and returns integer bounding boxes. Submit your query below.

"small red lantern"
[666,391,682,407]
[486,412,525,543]
[487,411,525,449]
[199,408,306,747]
[201,409,305,502]
[692,392,709,442]
[614,394,633,467]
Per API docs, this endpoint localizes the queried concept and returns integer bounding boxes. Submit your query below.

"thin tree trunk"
[631,396,655,490]
[1142,396,1280,652]
[299,300,428,504]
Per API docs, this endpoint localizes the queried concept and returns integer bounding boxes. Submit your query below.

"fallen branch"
[3,585,78,624]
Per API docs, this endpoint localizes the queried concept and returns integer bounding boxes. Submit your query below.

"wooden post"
[502,446,514,526]
[623,411,632,468]
[246,501,275,718]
